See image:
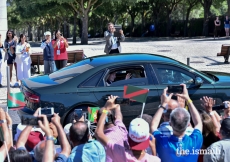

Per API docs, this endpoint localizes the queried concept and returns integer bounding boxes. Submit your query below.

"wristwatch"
[8,125,12,130]
[46,136,54,141]
[0,120,6,124]
[158,105,167,110]
[209,111,214,116]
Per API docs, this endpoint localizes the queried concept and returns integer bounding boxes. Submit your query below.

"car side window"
[80,71,104,87]
[157,68,194,84]
[104,66,147,87]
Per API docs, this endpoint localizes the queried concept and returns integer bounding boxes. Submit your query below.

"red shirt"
[52,39,68,60]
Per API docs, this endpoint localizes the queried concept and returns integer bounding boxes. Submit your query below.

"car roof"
[83,53,178,67]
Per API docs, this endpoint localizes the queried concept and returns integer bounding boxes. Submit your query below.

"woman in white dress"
[15,34,31,85]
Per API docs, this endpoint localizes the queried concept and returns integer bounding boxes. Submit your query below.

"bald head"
[162,99,179,122]
[69,121,89,145]
[168,99,179,110]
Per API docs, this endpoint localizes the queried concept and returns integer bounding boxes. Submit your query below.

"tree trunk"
[28,25,32,41]
[141,12,145,34]
[202,1,212,36]
[130,15,135,37]
[228,0,230,16]
[37,26,40,41]
[64,20,67,38]
[166,13,171,37]
[184,7,192,37]
[81,14,88,45]
[73,15,77,45]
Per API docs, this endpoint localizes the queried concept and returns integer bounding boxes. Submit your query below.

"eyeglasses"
[7,33,12,35]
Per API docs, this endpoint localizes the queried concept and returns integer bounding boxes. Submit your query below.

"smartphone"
[74,109,83,121]
[167,85,183,94]
[21,114,53,126]
[39,107,54,115]
[115,98,130,105]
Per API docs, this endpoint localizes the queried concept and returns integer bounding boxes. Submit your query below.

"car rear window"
[49,60,94,82]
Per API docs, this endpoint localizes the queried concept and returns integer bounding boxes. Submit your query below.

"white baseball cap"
[64,123,72,134]
[128,118,150,150]
[44,31,51,36]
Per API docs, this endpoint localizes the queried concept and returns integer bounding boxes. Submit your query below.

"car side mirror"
[195,77,203,86]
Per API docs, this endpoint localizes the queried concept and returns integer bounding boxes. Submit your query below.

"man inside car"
[106,71,132,86]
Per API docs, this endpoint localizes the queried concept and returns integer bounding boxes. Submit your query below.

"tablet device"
[114,25,122,37]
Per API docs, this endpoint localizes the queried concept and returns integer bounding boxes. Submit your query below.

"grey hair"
[170,108,190,134]
[34,141,56,162]
[33,141,45,162]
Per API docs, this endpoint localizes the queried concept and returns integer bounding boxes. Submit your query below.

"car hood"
[202,71,230,83]
[22,75,59,89]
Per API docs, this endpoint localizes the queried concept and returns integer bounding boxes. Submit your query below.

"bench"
[217,45,230,56]
[30,50,85,73]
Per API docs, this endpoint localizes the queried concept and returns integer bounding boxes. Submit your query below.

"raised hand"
[200,96,215,113]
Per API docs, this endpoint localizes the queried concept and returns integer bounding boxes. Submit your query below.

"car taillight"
[24,91,40,103]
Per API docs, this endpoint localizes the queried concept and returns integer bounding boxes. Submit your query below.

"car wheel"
[64,107,97,137]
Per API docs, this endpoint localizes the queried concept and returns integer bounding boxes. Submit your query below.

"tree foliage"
[7,0,229,42]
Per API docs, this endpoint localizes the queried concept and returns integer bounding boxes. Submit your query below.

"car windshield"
[49,60,94,82]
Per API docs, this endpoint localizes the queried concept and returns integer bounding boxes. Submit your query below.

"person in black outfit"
[214,16,221,39]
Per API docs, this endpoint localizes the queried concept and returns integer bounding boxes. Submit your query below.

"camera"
[21,114,53,126]
[104,96,130,105]
[167,85,183,94]
[115,98,130,105]
[212,102,228,110]
[39,107,54,115]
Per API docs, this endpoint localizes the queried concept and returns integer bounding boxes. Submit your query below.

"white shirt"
[111,36,118,49]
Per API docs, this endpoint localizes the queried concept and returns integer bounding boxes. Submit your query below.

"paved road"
[1,36,230,125]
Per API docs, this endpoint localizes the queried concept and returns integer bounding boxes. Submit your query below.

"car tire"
[64,106,97,137]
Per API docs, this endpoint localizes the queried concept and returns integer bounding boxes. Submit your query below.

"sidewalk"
[1,37,230,116]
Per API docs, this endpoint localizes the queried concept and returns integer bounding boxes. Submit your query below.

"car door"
[93,64,160,126]
[151,64,216,109]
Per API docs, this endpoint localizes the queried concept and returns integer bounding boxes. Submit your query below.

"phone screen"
[167,85,183,94]
[39,108,54,115]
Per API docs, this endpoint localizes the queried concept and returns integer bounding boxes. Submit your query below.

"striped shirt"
[104,120,129,162]
[156,121,194,137]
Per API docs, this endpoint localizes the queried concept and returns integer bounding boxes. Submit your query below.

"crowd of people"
[0,29,69,87]
[0,84,229,162]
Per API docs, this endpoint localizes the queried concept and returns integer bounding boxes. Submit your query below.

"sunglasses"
[8,33,12,35]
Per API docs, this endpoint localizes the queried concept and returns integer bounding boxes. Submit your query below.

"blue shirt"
[41,40,54,61]
[157,122,194,137]
[153,129,203,162]
[67,140,105,162]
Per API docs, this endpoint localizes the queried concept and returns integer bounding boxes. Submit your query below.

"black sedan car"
[19,53,230,126]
